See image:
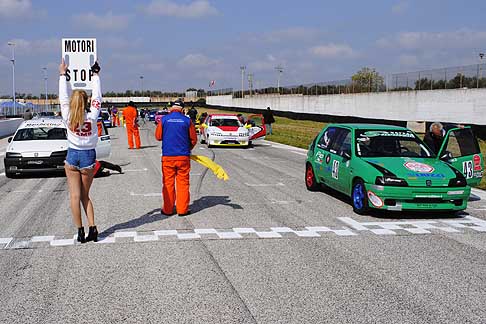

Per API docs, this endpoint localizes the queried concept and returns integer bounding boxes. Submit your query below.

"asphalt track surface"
[1,122,486,323]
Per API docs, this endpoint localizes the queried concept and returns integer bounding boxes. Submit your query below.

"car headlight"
[6,152,22,158]
[448,177,467,187]
[375,176,408,187]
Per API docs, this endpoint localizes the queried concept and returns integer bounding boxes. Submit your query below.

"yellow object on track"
[190,155,229,181]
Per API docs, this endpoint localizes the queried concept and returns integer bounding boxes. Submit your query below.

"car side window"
[335,130,352,157]
[317,127,337,151]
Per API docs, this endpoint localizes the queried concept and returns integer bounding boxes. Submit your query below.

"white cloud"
[0,0,31,18]
[1,38,58,56]
[377,30,486,50]
[248,54,284,72]
[310,43,357,59]
[72,12,130,31]
[260,27,321,43]
[392,1,409,14]
[142,0,218,18]
[398,54,418,66]
[178,53,220,67]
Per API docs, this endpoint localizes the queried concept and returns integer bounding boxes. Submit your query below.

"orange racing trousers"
[162,157,190,215]
[126,126,141,149]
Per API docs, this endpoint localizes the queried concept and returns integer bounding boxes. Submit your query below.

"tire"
[305,163,320,191]
[200,137,206,144]
[351,179,369,215]
[5,170,16,179]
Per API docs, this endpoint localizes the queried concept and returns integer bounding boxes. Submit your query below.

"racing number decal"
[332,160,339,179]
[80,122,92,133]
[463,161,473,179]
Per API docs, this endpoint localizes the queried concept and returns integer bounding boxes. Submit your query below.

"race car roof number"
[62,38,97,90]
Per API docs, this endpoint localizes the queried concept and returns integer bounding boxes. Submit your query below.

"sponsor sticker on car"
[404,161,434,173]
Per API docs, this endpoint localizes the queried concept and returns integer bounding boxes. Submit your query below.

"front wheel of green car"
[352,179,369,215]
[305,163,319,191]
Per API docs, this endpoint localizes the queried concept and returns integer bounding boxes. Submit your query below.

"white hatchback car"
[4,118,111,178]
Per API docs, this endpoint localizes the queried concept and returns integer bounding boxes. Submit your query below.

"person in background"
[111,106,119,127]
[236,113,247,125]
[155,100,197,216]
[188,105,198,124]
[59,59,101,243]
[423,122,446,155]
[122,101,141,149]
[263,106,275,135]
[23,109,33,120]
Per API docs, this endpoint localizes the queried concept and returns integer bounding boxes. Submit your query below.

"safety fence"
[0,103,59,118]
[208,63,486,97]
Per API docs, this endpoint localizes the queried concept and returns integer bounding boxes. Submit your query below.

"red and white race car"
[200,114,266,148]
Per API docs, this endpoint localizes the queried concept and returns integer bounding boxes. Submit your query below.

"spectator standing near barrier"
[263,107,275,135]
[23,109,33,120]
[155,100,197,216]
[122,101,141,149]
[188,105,198,124]
[423,122,446,155]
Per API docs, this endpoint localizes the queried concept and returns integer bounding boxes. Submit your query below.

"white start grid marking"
[2,216,486,250]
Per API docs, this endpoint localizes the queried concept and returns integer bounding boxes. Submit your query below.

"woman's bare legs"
[65,165,82,227]
[80,168,95,227]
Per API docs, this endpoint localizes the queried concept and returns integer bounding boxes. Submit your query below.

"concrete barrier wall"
[207,89,486,125]
[0,119,23,138]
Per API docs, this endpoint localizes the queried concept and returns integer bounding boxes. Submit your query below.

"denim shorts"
[65,148,96,170]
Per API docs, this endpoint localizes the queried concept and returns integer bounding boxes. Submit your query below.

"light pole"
[7,42,15,116]
[479,53,485,89]
[240,66,246,98]
[42,67,48,109]
[140,76,144,96]
[248,73,254,97]
[275,65,283,94]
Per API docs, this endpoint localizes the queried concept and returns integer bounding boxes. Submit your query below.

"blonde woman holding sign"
[59,59,101,243]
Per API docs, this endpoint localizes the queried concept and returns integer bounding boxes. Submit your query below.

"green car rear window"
[356,129,434,158]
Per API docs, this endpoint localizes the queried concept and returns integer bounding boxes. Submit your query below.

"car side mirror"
[440,151,453,161]
[7,137,12,143]
[244,124,251,129]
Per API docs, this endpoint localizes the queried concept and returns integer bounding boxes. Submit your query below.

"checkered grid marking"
[1,216,486,249]
[338,216,486,235]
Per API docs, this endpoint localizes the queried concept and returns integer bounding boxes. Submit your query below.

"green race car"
[305,124,484,214]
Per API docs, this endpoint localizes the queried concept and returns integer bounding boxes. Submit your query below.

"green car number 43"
[305,124,484,214]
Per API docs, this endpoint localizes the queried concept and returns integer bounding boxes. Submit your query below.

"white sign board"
[61,38,97,90]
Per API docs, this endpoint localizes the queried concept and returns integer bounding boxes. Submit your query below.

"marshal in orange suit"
[155,100,197,216]
[122,101,141,149]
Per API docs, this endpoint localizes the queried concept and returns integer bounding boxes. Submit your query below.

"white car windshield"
[13,127,67,141]
[355,129,434,158]
[210,118,242,127]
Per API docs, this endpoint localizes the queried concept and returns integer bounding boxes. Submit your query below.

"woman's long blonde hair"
[69,90,88,130]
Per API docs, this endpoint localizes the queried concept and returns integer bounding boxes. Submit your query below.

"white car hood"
[208,126,247,134]
[8,140,68,157]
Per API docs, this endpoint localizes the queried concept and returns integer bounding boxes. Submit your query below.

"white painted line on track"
[0,237,13,246]
[0,152,5,157]
[245,182,285,187]
[124,168,148,172]
[130,192,160,197]
[0,173,5,177]
[31,236,55,242]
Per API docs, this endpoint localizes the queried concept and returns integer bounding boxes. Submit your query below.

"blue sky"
[1,0,486,95]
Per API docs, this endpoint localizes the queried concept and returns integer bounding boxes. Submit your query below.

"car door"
[437,127,484,186]
[96,121,111,158]
[313,127,339,186]
[247,114,266,141]
[326,128,352,194]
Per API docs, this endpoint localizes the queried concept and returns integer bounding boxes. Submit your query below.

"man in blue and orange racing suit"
[155,100,198,216]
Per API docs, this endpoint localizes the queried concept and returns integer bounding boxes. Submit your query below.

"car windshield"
[355,129,435,158]
[13,127,67,141]
[210,118,242,127]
